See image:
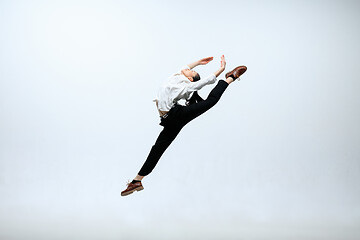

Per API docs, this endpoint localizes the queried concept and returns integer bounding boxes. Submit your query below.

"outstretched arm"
[187,56,214,69]
[213,55,226,78]
[187,55,227,92]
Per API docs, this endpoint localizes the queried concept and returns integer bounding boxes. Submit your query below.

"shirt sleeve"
[186,73,217,92]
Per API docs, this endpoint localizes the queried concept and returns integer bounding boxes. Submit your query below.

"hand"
[198,57,213,65]
[220,55,226,70]
[214,55,226,78]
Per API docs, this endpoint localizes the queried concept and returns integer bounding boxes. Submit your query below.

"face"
[182,69,198,81]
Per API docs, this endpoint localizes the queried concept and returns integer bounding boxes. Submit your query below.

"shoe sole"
[121,186,144,196]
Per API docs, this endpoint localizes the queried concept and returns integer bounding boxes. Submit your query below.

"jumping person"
[121,55,247,196]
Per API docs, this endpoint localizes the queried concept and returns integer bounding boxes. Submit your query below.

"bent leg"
[180,80,229,124]
[138,125,183,176]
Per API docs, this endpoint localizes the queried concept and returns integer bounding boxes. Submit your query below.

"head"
[182,69,201,82]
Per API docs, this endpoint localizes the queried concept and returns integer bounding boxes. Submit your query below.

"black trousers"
[138,80,229,176]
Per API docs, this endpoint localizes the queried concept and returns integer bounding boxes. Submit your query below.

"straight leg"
[138,124,183,176]
[179,80,229,124]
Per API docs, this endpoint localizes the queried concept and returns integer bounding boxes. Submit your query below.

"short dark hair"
[193,73,200,82]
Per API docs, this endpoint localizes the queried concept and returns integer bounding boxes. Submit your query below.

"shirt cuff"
[208,73,217,83]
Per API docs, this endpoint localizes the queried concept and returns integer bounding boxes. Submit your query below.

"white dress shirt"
[153,65,217,112]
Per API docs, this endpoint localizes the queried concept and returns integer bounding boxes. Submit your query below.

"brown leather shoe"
[121,181,144,196]
[225,66,247,80]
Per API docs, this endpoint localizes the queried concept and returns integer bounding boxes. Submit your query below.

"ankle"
[225,77,234,84]
[134,174,144,181]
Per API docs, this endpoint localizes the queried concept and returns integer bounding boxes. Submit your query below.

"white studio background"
[0,0,359,239]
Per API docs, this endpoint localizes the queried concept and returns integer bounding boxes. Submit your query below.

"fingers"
[201,56,227,64]
[220,55,226,68]
[199,57,213,65]
[221,55,226,64]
